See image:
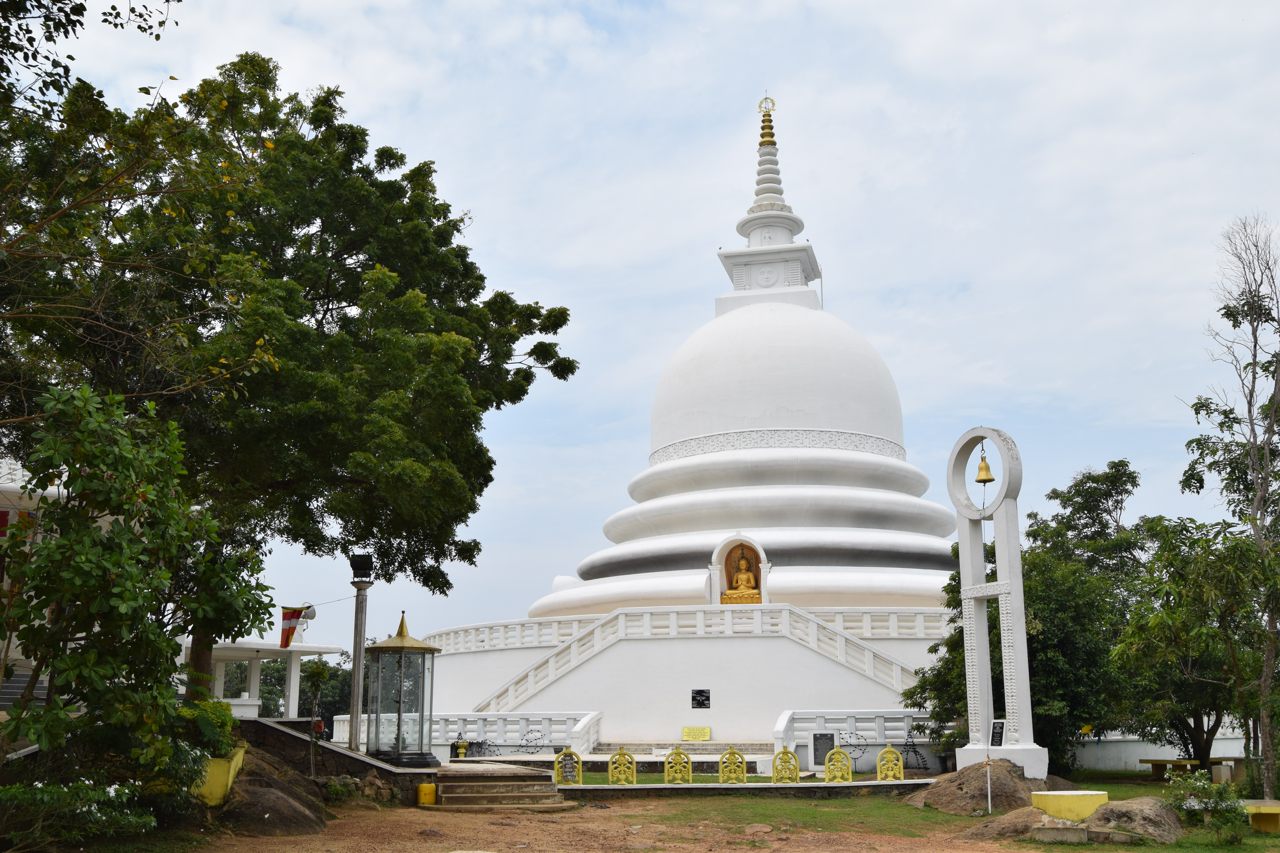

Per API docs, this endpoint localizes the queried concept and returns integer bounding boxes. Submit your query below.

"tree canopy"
[1,52,577,591]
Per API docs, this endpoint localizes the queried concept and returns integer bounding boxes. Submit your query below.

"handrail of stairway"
[423,615,598,654]
[473,604,920,714]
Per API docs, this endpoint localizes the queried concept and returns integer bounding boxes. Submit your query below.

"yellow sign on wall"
[681,726,712,742]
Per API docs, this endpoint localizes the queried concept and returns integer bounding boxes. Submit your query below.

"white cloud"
[64,0,1280,647]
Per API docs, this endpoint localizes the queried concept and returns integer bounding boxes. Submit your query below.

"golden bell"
[975,452,995,485]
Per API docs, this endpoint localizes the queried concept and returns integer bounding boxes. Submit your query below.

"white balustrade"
[473,604,919,713]
[772,709,924,759]
[423,616,597,654]
[332,711,602,755]
[422,609,944,659]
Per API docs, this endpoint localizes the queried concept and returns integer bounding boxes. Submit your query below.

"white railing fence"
[424,617,598,654]
[474,604,919,713]
[331,711,602,755]
[808,608,949,639]
[425,608,948,657]
[773,708,938,770]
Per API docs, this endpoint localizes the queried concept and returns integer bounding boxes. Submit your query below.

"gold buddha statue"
[720,548,762,604]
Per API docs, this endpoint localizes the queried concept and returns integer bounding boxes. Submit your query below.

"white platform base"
[956,743,1050,780]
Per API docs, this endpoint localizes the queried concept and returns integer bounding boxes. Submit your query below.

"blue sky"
[69,1,1280,649]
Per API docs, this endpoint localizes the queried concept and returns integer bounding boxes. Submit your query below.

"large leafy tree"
[0,386,270,758]
[1,52,578,688]
[1182,215,1280,795]
[906,461,1142,772]
[165,53,577,587]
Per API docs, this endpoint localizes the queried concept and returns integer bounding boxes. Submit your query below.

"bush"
[1164,769,1249,845]
[177,699,236,758]
[137,738,211,829]
[0,779,156,852]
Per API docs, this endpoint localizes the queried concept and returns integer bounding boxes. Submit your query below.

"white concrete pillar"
[246,658,261,700]
[284,652,302,717]
[212,662,226,699]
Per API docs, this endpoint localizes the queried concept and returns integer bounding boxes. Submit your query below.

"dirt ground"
[205,800,1017,853]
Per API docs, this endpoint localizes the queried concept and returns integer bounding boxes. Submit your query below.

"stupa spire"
[735,97,805,244]
[747,97,793,218]
[715,98,821,310]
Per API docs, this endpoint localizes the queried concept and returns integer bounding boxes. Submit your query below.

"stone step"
[439,781,559,795]
[437,788,563,799]
[438,773,555,785]
[421,802,580,813]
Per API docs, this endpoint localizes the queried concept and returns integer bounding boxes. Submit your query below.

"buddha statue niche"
[720,547,763,604]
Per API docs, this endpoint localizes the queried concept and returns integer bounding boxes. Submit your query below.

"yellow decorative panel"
[719,746,747,784]
[772,746,800,784]
[876,745,904,781]
[608,746,636,785]
[664,747,692,784]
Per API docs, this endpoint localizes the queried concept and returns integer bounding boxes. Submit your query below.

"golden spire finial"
[757,95,777,148]
[395,610,410,639]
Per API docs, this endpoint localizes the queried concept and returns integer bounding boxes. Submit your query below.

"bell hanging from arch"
[975,451,995,485]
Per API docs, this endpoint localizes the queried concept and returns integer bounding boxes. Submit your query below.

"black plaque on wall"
[990,720,1006,747]
[813,732,836,765]
[691,689,711,709]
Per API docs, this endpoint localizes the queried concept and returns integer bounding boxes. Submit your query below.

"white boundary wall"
[1074,733,1248,772]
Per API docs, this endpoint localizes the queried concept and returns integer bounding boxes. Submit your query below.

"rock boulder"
[218,747,329,836]
[1082,796,1182,844]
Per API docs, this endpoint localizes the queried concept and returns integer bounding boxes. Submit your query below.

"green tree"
[905,461,1141,772]
[1112,517,1255,768]
[1,53,578,691]
[0,386,270,759]
[1182,215,1280,796]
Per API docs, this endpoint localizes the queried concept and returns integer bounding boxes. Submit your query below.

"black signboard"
[692,689,711,709]
[813,732,836,765]
[990,720,1006,747]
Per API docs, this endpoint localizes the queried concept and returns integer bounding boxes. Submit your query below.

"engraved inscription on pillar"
[999,602,1019,739]
[961,598,982,745]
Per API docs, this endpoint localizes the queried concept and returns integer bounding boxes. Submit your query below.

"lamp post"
[347,554,374,751]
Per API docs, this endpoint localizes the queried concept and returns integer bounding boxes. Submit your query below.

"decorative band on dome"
[649,429,906,466]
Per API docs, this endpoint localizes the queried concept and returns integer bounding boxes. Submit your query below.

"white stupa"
[366,103,960,767]
[529,100,954,618]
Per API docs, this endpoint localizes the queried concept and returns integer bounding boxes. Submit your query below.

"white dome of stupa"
[528,102,955,618]
[650,301,904,459]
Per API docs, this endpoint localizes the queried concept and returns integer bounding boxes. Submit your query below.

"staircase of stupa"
[473,604,918,714]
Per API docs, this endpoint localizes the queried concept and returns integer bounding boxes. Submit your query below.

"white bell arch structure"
[948,426,1048,780]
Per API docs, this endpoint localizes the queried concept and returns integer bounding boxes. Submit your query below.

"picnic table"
[1138,756,1247,782]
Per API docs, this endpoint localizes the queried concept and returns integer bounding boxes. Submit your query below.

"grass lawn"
[647,793,984,838]
[1064,768,1170,802]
